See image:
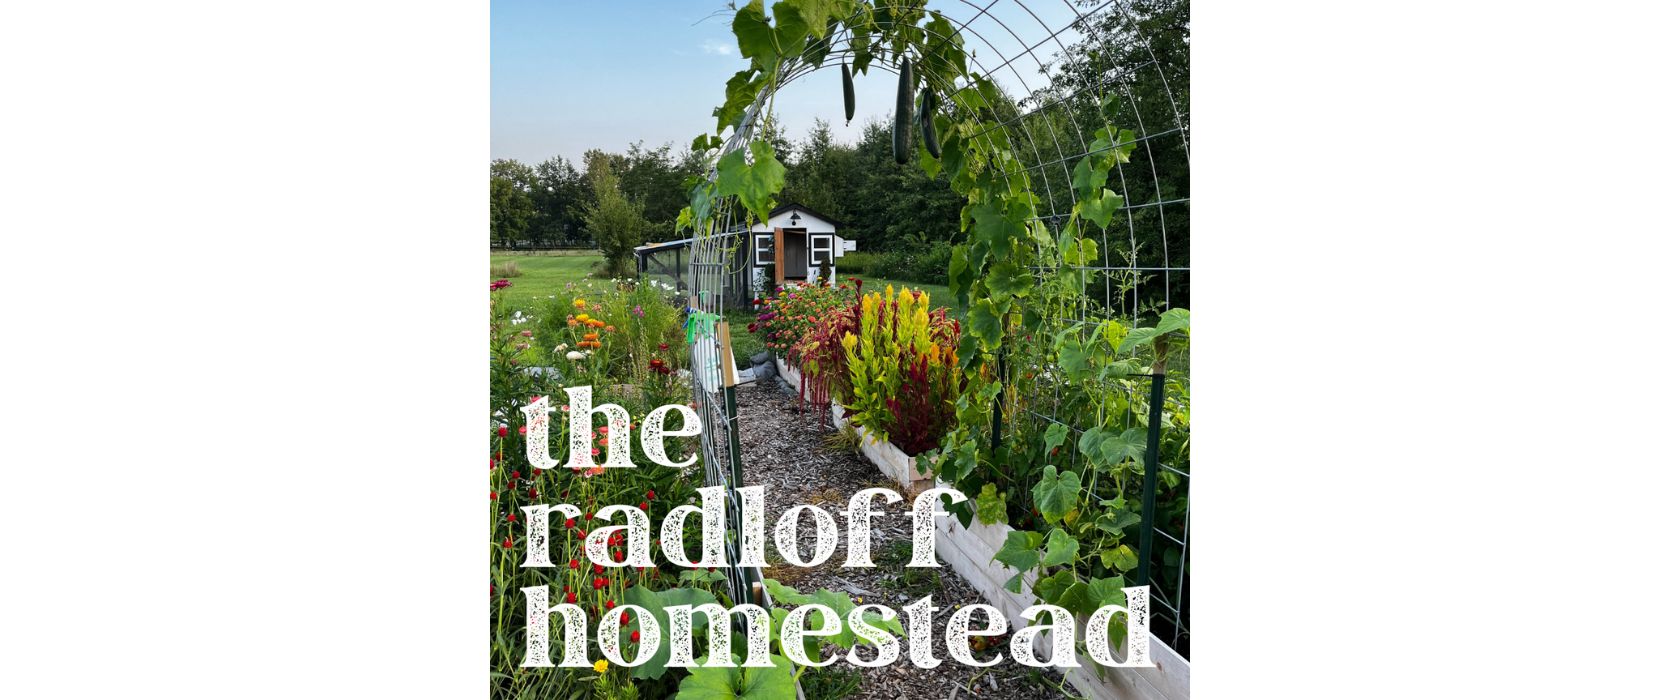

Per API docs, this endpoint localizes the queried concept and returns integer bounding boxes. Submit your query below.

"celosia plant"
[841,286,962,456]
[792,277,864,409]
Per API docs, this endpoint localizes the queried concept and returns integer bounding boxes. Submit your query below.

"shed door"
[783,231,807,279]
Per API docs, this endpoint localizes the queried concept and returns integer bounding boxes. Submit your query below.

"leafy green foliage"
[675,654,796,700]
[621,585,722,680]
[1041,528,1080,568]
[715,140,787,225]
[975,482,1008,525]
[1030,465,1081,522]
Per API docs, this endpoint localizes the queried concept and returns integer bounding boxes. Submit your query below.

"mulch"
[734,374,1076,699]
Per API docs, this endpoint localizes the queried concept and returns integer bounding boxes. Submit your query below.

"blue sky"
[492,0,1071,165]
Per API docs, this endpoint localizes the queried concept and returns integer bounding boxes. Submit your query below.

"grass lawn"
[488,251,955,368]
[853,277,957,312]
[490,251,604,317]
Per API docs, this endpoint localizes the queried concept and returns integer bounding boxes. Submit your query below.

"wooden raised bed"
[932,510,1190,700]
[775,357,1188,699]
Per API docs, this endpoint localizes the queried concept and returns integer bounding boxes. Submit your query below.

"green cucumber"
[841,60,855,125]
[893,56,914,164]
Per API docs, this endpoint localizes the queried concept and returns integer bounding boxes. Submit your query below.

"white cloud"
[700,40,735,57]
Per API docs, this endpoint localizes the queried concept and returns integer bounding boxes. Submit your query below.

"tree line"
[490,0,1186,307]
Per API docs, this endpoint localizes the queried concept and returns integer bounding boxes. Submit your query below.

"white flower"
[566,351,585,361]
[554,343,568,353]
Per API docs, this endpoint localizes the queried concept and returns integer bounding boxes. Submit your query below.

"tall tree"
[532,156,590,245]
[583,153,650,278]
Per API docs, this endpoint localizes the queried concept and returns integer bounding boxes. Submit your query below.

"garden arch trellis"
[683,0,1189,659]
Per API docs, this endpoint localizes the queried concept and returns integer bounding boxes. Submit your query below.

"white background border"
[3,1,1679,697]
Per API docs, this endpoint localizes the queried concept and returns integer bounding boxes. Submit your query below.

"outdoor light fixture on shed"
[788,212,801,225]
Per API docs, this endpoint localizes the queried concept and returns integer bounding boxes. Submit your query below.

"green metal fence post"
[1136,371,1166,590]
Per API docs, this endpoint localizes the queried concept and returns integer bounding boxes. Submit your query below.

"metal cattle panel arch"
[682,0,1189,657]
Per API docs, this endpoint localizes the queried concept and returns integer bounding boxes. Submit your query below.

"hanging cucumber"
[920,88,941,159]
[893,56,914,164]
[841,60,856,125]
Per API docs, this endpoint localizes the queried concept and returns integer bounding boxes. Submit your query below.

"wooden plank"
[717,321,738,387]
[773,227,784,283]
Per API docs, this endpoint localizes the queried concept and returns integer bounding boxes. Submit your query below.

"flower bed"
[759,280,960,459]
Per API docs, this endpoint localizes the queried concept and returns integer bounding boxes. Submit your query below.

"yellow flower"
[593,659,608,674]
[573,298,587,309]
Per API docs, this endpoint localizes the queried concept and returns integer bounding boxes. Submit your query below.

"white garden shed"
[748,203,856,289]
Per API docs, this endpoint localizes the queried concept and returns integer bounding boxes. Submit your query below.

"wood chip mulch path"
[734,373,1078,700]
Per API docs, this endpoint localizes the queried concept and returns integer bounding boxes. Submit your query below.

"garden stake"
[1136,371,1166,590]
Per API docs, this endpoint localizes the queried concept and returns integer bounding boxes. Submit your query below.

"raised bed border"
[773,356,1189,699]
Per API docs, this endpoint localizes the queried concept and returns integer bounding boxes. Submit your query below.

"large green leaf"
[787,0,844,35]
[1042,423,1069,457]
[768,1,810,57]
[1100,427,1148,468]
[1080,188,1125,229]
[1117,325,1161,353]
[966,298,1003,350]
[1094,507,1142,536]
[984,259,1034,300]
[1058,340,1090,379]
[715,140,786,225]
[1100,545,1139,572]
[731,1,776,67]
[1088,576,1135,644]
[622,585,721,680]
[968,201,1017,258]
[1041,527,1079,568]
[1155,308,1190,336]
[1031,465,1081,521]
[675,653,796,700]
[993,529,1043,572]
[1032,568,1075,603]
[1072,155,1109,198]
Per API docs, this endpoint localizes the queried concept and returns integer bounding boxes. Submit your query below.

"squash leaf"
[1031,465,1081,521]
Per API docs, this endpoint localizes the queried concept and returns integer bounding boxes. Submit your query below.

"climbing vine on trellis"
[683,0,1189,630]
